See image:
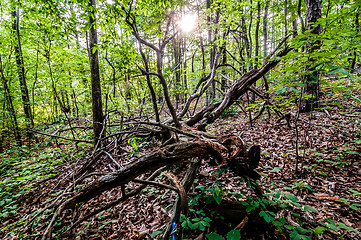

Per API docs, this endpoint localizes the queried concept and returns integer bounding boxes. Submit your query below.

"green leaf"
[259,211,271,223]
[206,232,225,240]
[277,86,288,94]
[226,230,241,240]
[349,204,359,211]
[150,230,162,237]
[214,195,222,205]
[338,222,360,233]
[303,205,317,213]
[284,193,298,202]
[98,220,112,230]
[313,226,326,235]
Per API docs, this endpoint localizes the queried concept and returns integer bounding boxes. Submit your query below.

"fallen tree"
[23,40,291,239]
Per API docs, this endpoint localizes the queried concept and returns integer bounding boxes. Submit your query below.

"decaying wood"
[40,134,260,239]
[219,135,261,179]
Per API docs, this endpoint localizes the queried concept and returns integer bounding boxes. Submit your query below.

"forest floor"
[0,86,360,240]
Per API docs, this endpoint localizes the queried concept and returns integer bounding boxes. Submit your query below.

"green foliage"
[127,137,149,156]
[181,210,212,231]
[206,230,241,240]
[0,144,68,235]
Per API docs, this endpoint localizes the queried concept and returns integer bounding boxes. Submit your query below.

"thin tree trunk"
[300,0,322,112]
[139,45,160,122]
[11,9,34,133]
[88,0,104,147]
[284,0,288,46]
[221,41,227,92]
[183,41,188,101]
[351,11,359,70]
[254,0,261,67]
[156,51,181,128]
[248,0,253,58]
[263,1,270,57]
[0,55,22,146]
[297,0,305,33]
[172,35,181,108]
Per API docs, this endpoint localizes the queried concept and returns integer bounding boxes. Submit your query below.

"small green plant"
[127,137,149,156]
[319,218,360,237]
[181,209,212,231]
[339,198,361,211]
[290,182,314,193]
[206,230,241,240]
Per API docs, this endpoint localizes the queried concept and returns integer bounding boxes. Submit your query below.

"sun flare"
[179,13,197,33]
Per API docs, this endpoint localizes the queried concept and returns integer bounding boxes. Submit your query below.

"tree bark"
[351,11,359,71]
[263,1,270,57]
[300,0,322,113]
[139,45,160,122]
[11,9,34,133]
[88,0,104,147]
[284,0,288,46]
[254,1,261,67]
[172,34,182,107]
[298,0,306,33]
[0,55,22,146]
[248,0,253,59]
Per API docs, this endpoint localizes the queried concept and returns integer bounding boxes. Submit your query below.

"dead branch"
[186,46,292,127]
[29,129,92,143]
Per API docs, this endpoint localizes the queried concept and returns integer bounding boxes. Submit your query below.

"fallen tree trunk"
[41,135,260,239]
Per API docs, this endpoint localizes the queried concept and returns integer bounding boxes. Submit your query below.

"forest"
[0,0,360,239]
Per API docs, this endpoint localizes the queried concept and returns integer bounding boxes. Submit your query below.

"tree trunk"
[263,1,270,57]
[0,55,22,147]
[284,0,288,46]
[88,0,104,147]
[11,9,34,133]
[254,1,261,67]
[351,11,359,71]
[221,41,227,92]
[298,0,305,33]
[172,36,181,108]
[300,0,322,113]
[139,45,160,122]
[248,0,253,59]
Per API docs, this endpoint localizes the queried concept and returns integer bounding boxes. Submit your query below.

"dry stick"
[295,91,303,174]
[250,102,266,122]
[134,121,200,139]
[234,216,249,231]
[29,171,113,230]
[246,91,253,127]
[164,159,202,239]
[163,172,188,213]
[62,167,167,235]
[262,76,272,119]
[301,111,313,172]
[104,151,123,170]
[246,87,287,120]
[132,179,178,192]
[29,129,92,143]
